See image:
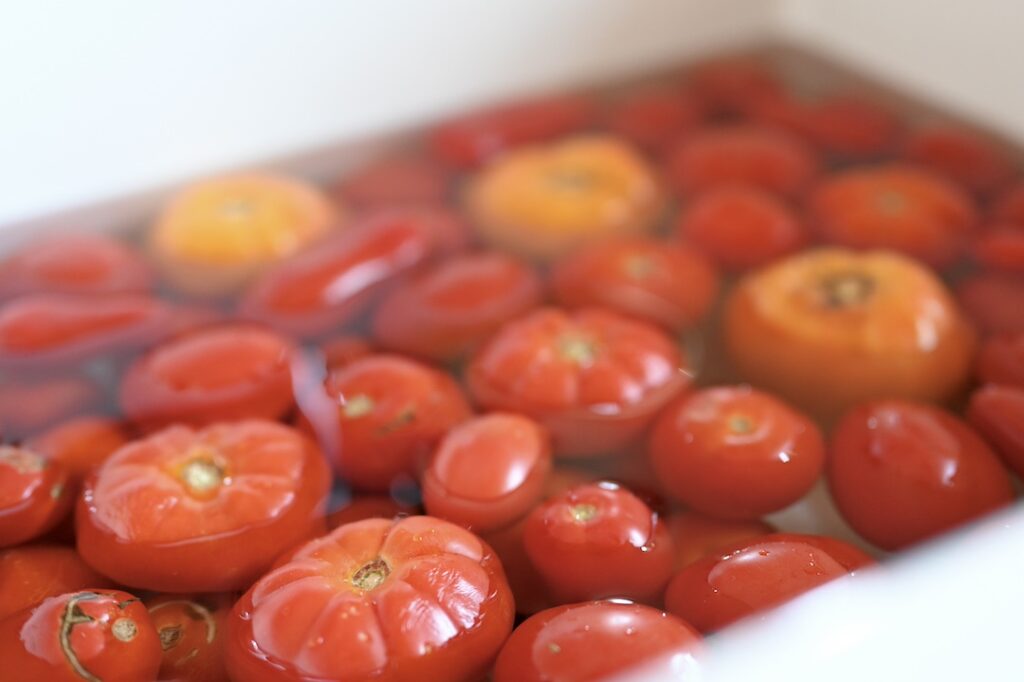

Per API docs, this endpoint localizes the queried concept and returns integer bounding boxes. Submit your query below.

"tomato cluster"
[1,53,1021,681]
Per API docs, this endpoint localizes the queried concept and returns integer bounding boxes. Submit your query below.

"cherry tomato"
[0,589,161,682]
[467,307,689,456]
[956,273,1024,335]
[77,420,330,592]
[666,511,775,570]
[752,94,900,159]
[901,126,1015,196]
[807,163,978,268]
[493,601,702,682]
[523,481,673,603]
[972,226,1024,273]
[604,87,705,151]
[332,155,450,208]
[549,237,719,332]
[147,595,229,682]
[675,185,808,270]
[319,334,375,370]
[688,57,784,115]
[240,207,467,338]
[372,251,543,361]
[326,494,418,530]
[300,354,472,492]
[423,413,552,533]
[225,516,515,682]
[25,417,130,487]
[119,323,297,430]
[664,533,873,632]
[649,386,824,520]
[976,332,1024,388]
[666,125,819,198]
[992,180,1024,226]
[828,400,1014,551]
[0,546,110,621]
[0,233,152,300]
[967,384,1024,479]
[480,516,552,616]
[0,445,72,547]
[0,375,101,440]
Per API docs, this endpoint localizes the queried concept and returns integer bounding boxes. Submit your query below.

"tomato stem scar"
[570,503,599,523]
[819,272,875,308]
[352,559,391,591]
[111,618,138,642]
[728,414,755,434]
[559,336,597,366]
[149,600,217,645]
[180,458,224,495]
[343,394,375,418]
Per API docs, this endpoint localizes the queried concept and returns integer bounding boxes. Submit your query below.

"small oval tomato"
[0,445,72,547]
[0,375,101,440]
[0,546,110,620]
[675,185,807,270]
[147,595,229,682]
[972,226,1024,273]
[25,417,130,488]
[422,413,552,533]
[992,181,1024,226]
[0,589,161,682]
[649,386,824,520]
[666,511,775,570]
[828,400,1014,551]
[957,273,1024,335]
[550,237,719,332]
[467,307,689,456]
[119,323,297,430]
[523,481,673,603]
[604,86,705,151]
[225,516,514,682]
[319,334,375,370]
[240,207,467,338]
[664,533,873,632]
[372,251,543,361]
[326,494,418,530]
[967,384,1024,479]
[332,155,450,209]
[752,94,900,159]
[901,126,1015,197]
[493,601,702,682]
[77,420,331,592]
[976,332,1024,388]
[688,57,784,115]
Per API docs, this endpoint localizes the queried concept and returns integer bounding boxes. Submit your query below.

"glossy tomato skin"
[976,332,1024,388]
[25,417,130,487]
[828,400,1014,551]
[972,226,1024,273]
[372,251,543,362]
[119,323,297,430]
[422,413,552,533]
[0,545,110,620]
[967,384,1024,479]
[147,594,230,682]
[467,307,690,457]
[901,126,1015,196]
[0,374,101,440]
[666,512,775,570]
[319,334,375,370]
[523,481,673,603]
[604,87,705,151]
[649,386,824,520]
[224,516,515,682]
[549,237,719,332]
[332,155,451,209]
[993,181,1024,226]
[957,273,1024,335]
[77,420,331,592]
[0,445,72,547]
[664,533,873,633]
[0,589,162,682]
[493,601,702,682]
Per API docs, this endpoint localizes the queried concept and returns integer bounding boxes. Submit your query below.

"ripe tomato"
[604,87,705,151]
[225,516,514,682]
[119,323,297,430]
[967,384,1024,479]
[828,400,1014,551]
[319,334,375,370]
[957,273,1024,335]
[422,413,552,533]
[479,516,552,616]
[0,445,72,547]
[332,155,450,209]
[300,354,472,492]
[467,307,689,456]
[688,57,784,115]
[665,125,819,198]
[549,237,719,332]
[326,494,418,530]
[976,332,1024,388]
[372,251,543,362]
[666,512,775,570]
[77,420,331,592]
[147,595,229,682]
[752,94,900,159]
[664,533,873,632]
[0,546,110,620]
[992,181,1024,226]
[649,386,824,520]
[807,163,978,268]
[675,185,808,270]
[0,589,161,682]
[972,226,1024,273]
[493,601,702,682]
[25,417,129,486]
[523,481,673,603]
[240,207,467,338]
[901,126,1015,196]
[0,375,101,440]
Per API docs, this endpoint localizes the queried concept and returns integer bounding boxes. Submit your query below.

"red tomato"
[0,589,161,681]
[240,207,468,338]
[480,516,552,616]
[665,125,819,198]
[992,181,1024,226]
[319,334,375,370]
[753,94,901,159]
[147,595,230,682]
[300,354,472,492]
[666,511,775,570]
[77,420,330,592]
[649,386,825,520]
[25,417,131,487]
[493,601,702,682]
[332,155,450,208]
[604,87,705,151]
[967,384,1024,479]
[0,445,72,547]
[901,126,1015,196]
[956,273,1024,335]
[119,323,297,430]
[523,481,674,603]
[326,494,418,529]
[430,94,594,168]
[688,58,784,115]
[467,307,690,457]
[549,237,719,332]
[0,545,110,620]
[0,374,101,440]
[972,226,1024,273]
[422,413,552,533]
[976,332,1024,388]
[664,533,873,632]
[225,516,514,682]
[675,186,808,270]
[372,251,543,361]
[828,400,1014,551]
[807,163,979,268]
[0,232,152,300]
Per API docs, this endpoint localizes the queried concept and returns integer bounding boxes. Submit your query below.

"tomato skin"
[327,495,418,529]
[493,601,702,682]
[972,226,1024,273]
[604,87,705,151]
[649,387,824,520]
[976,333,1024,388]
[332,155,450,209]
[0,589,162,682]
[549,237,719,332]
[0,546,110,621]
[523,482,673,603]
[224,516,515,682]
[319,334,375,370]
[828,400,1014,551]
[0,445,72,547]
[957,273,1024,335]
[25,417,131,487]
[664,533,872,633]
[76,420,331,592]
[993,181,1024,226]
[967,384,1024,479]
[119,324,297,430]
[901,126,1014,196]
[147,594,230,682]
[0,375,101,440]
[688,58,784,115]
[467,307,690,457]
[372,251,543,362]
[666,512,775,570]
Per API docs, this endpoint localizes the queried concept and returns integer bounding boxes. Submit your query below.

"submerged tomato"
[666,512,775,570]
[752,94,900,159]
[0,545,110,620]
[0,445,72,547]
[967,384,1024,479]
[326,494,418,530]
[0,375,101,440]
[901,126,1015,196]
[993,181,1024,227]
[688,57,784,115]
[604,87,705,151]
[332,155,451,208]
[957,273,1024,335]
[319,334,375,370]
[25,417,129,487]
[972,226,1024,273]
[976,332,1024,388]
[147,595,230,682]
